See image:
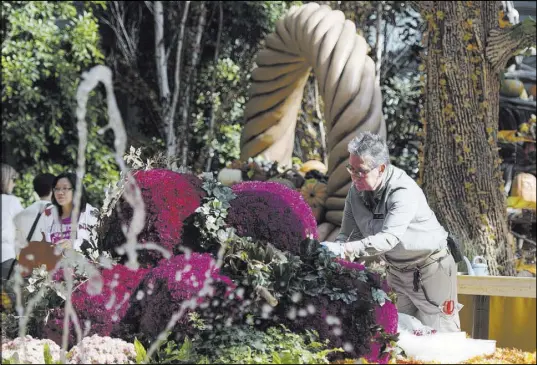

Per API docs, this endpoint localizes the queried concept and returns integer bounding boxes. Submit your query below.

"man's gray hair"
[347,132,390,167]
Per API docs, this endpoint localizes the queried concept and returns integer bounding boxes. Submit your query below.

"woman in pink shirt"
[38,172,99,253]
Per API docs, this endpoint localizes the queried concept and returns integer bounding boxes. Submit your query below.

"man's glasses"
[346,163,374,178]
[53,188,73,193]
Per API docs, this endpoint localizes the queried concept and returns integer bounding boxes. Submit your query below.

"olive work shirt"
[335,164,448,268]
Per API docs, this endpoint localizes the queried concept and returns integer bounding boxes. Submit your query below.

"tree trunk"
[416,1,535,276]
[204,1,224,172]
[153,1,170,102]
[166,1,190,167]
[375,1,384,86]
[178,1,207,167]
[314,78,328,166]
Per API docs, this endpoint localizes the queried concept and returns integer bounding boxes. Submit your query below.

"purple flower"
[100,169,206,267]
[114,253,239,344]
[227,181,318,255]
[43,265,149,347]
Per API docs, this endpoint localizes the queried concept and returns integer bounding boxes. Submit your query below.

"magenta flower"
[101,169,206,267]
[114,253,239,344]
[43,265,149,347]
[227,181,318,255]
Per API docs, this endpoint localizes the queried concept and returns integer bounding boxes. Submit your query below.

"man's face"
[347,154,385,191]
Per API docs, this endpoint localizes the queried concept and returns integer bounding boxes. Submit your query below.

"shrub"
[99,169,206,267]
[274,268,376,361]
[43,265,149,347]
[226,181,318,256]
[192,324,342,364]
[115,253,239,345]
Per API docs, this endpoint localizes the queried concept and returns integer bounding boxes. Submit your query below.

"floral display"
[1,335,61,364]
[227,181,318,256]
[67,335,136,364]
[43,265,149,346]
[275,287,376,361]
[115,253,239,344]
[9,166,530,365]
[99,169,206,267]
[338,260,398,364]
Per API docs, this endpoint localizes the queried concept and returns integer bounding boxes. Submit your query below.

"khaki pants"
[387,252,461,332]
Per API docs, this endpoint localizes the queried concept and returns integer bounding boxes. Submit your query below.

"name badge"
[373,213,385,220]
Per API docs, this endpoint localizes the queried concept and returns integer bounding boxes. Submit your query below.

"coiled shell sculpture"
[240,3,386,228]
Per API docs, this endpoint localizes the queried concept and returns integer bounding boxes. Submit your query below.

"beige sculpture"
[240,3,386,236]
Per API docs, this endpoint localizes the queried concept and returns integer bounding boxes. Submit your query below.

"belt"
[387,248,450,273]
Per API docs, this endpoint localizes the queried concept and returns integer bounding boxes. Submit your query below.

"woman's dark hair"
[51,172,88,218]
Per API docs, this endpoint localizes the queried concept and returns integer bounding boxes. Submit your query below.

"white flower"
[67,335,136,364]
[1,336,61,364]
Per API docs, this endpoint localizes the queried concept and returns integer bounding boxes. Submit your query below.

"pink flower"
[44,265,149,346]
[227,181,318,255]
[101,169,206,267]
[115,253,239,343]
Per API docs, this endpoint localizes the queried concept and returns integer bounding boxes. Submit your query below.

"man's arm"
[345,188,418,256]
[335,187,363,243]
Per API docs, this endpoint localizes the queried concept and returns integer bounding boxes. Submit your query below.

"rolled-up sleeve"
[358,188,417,255]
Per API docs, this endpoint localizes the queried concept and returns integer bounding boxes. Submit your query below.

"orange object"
[17,238,62,277]
[300,179,328,222]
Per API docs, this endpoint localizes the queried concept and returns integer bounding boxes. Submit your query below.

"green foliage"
[383,73,423,180]
[153,336,195,364]
[222,234,379,307]
[43,343,53,364]
[153,324,340,364]
[193,173,237,250]
[134,338,148,364]
[2,1,118,207]
[198,325,341,364]
[191,2,299,170]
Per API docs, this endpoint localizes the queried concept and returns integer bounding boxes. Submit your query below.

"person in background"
[38,172,99,253]
[321,132,461,333]
[14,173,56,248]
[1,164,24,280]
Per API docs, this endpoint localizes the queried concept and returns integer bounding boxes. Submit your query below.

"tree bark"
[417,1,535,276]
[165,1,190,167]
[375,1,384,86]
[204,1,224,172]
[314,78,328,166]
[178,2,207,167]
[153,1,170,102]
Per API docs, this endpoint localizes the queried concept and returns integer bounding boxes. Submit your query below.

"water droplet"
[287,307,297,320]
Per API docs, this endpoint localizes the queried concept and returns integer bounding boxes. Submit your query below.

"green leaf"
[43,343,53,364]
[134,338,147,364]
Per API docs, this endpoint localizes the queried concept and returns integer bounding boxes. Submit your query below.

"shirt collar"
[372,164,393,199]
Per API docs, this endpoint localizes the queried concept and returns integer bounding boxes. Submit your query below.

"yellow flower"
[1,290,11,310]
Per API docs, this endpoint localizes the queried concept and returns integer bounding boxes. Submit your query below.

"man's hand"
[320,241,344,257]
[344,240,369,260]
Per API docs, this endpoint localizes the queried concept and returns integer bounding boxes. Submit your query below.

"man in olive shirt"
[322,132,461,332]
